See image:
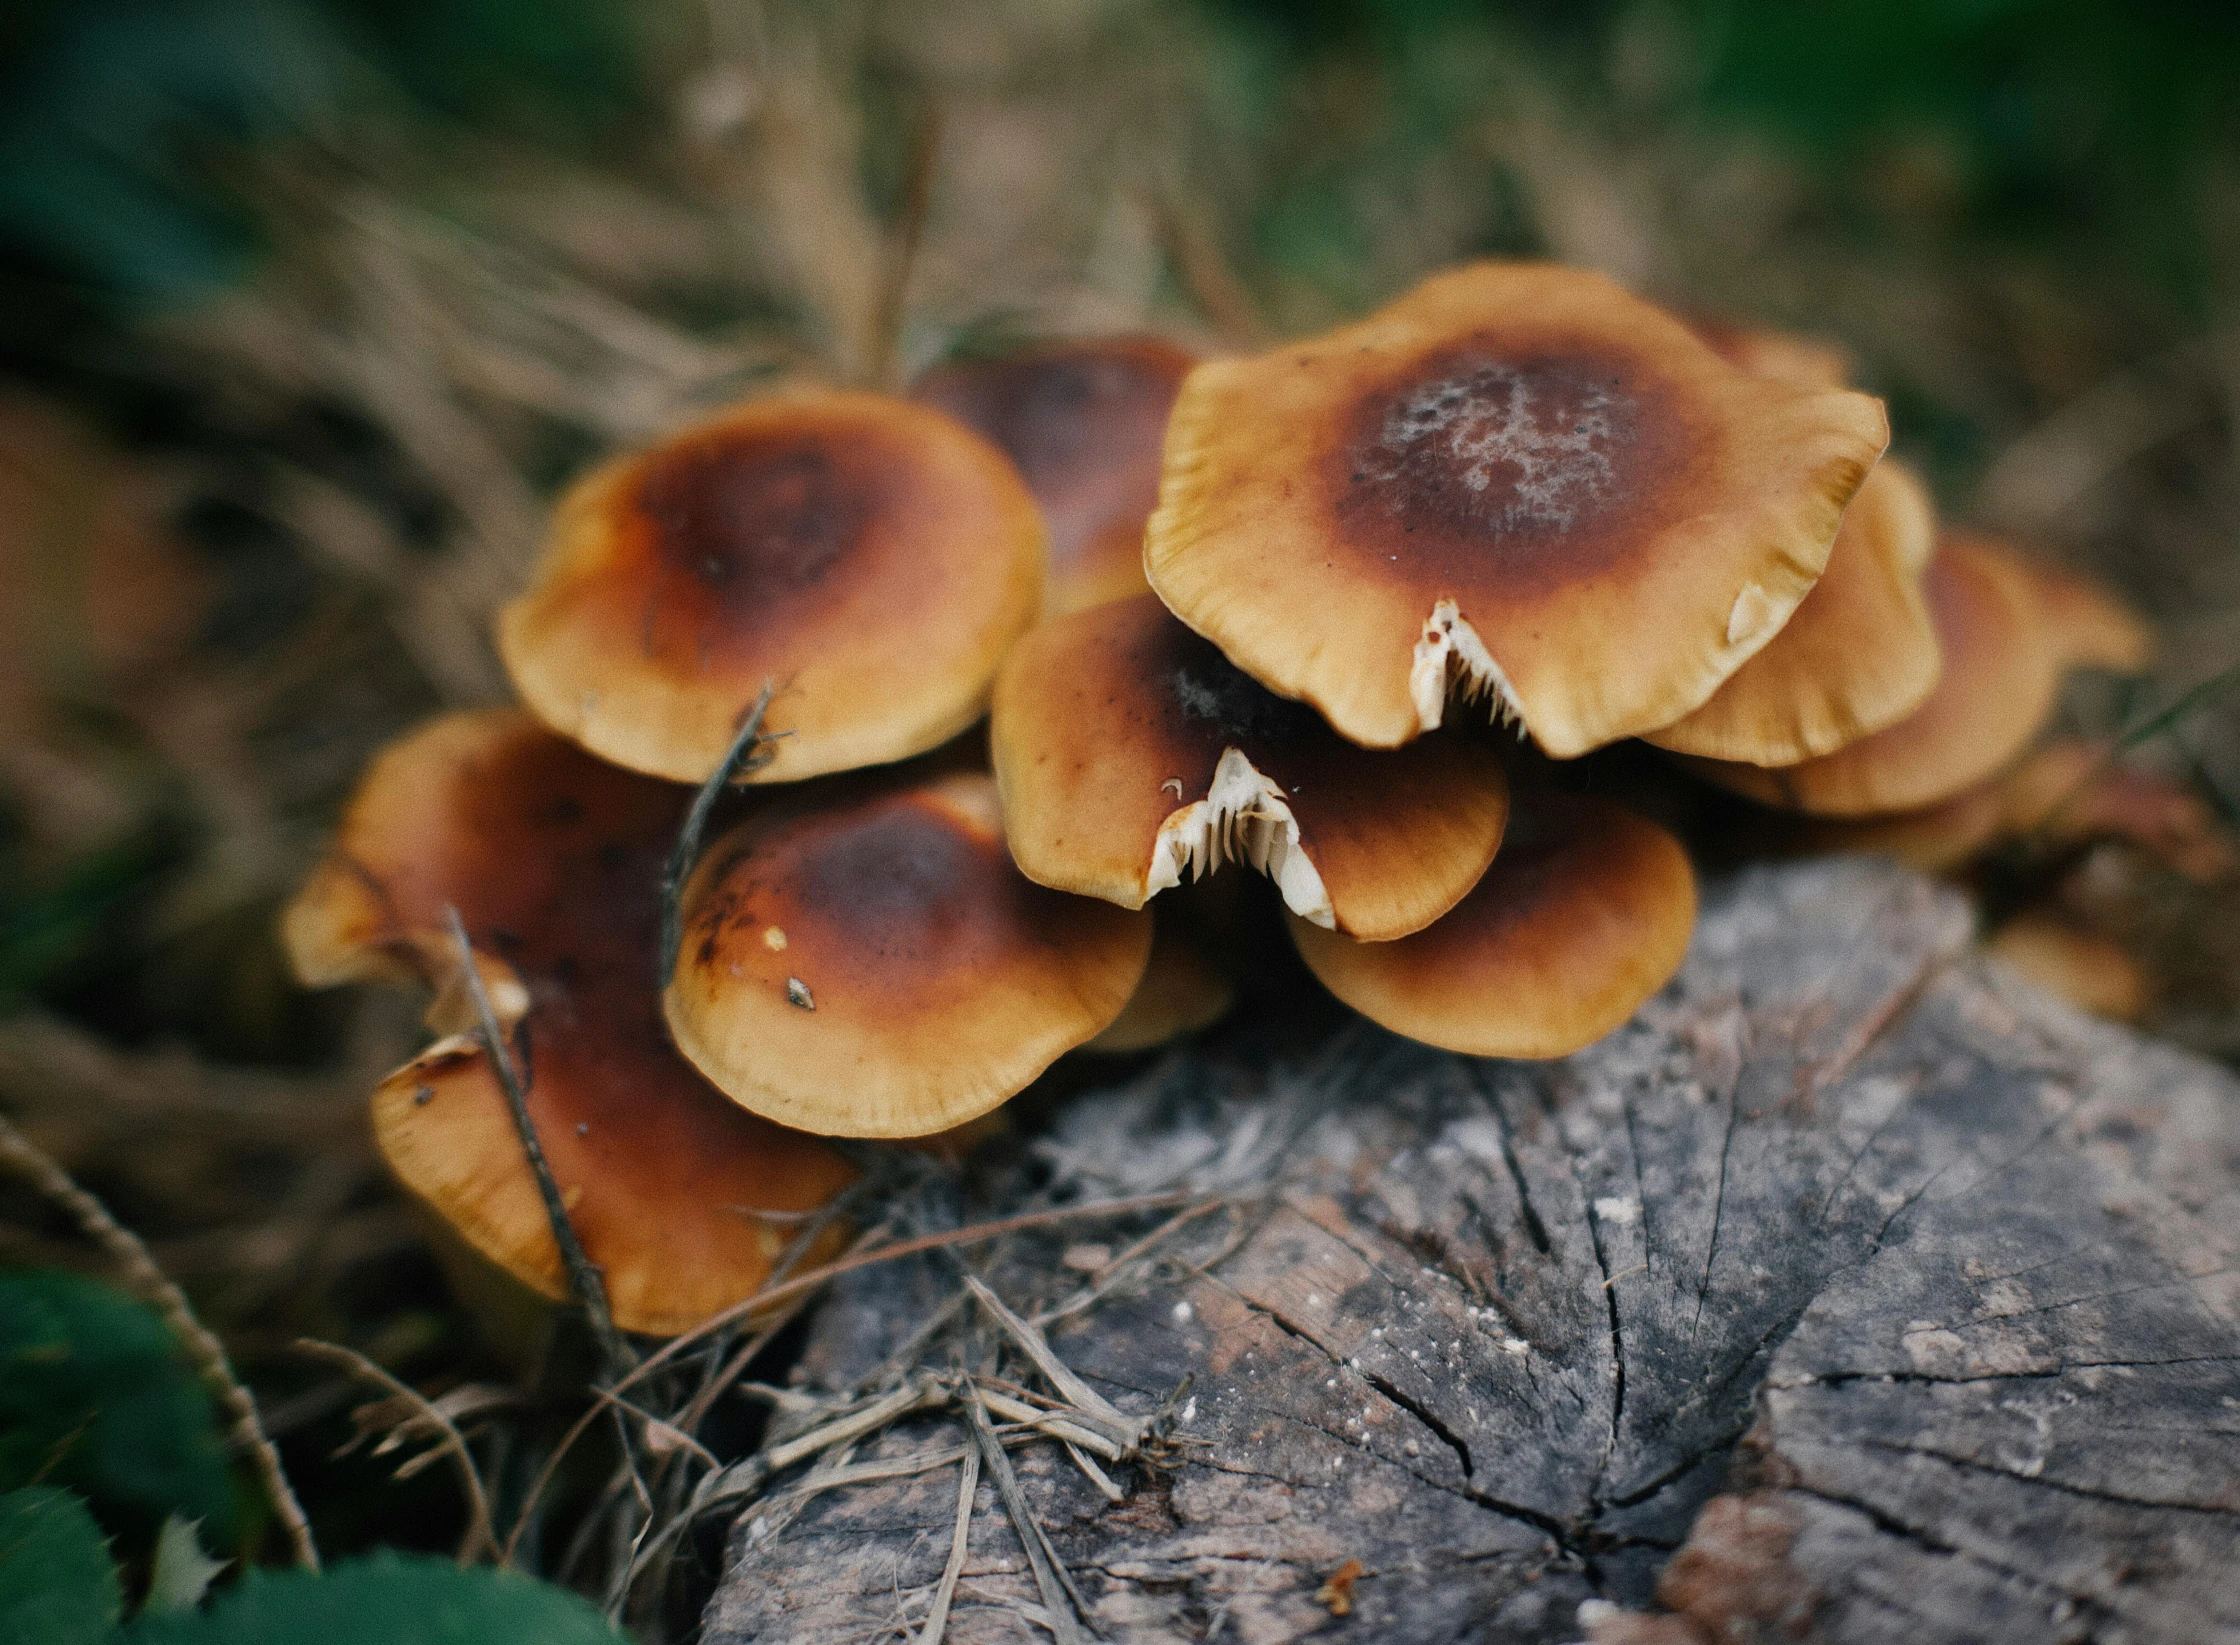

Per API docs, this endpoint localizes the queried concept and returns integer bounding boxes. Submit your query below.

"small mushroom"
[664,771,1152,1138]
[1645,458,1941,766]
[1682,534,2149,817]
[282,709,856,1337]
[1143,261,1889,756]
[1287,790,1696,1059]
[498,388,1044,784]
[1985,910,2150,1023]
[912,336,1197,615]
[991,594,1508,939]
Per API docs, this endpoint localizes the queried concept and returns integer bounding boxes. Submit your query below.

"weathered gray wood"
[705,860,2240,1644]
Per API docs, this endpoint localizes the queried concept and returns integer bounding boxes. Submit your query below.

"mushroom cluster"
[286,260,2157,1336]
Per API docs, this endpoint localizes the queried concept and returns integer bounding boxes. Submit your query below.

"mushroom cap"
[1143,261,1889,756]
[1084,903,1236,1053]
[1645,460,1942,764]
[2028,561,2153,673]
[498,388,1045,784]
[664,771,1152,1138]
[912,337,1197,615]
[1689,319,1853,390]
[1288,790,1696,1059]
[281,709,856,1337]
[1680,532,2069,817]
[990,594,1509,939]
[1986,910,2149,1023]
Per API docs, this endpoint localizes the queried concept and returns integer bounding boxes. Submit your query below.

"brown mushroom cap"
[1143,262,1889,757]
[281,709,856,1337]
[1689,319,1854,390]
[1687,537,2154,820]
[498,388,1045,784]
[1288,790,1695,1058]
[1985,910,2149,1023]
[1645,460,1941,764]
[1084,905,1237,1053]
[991,594,1508,940]
[1680,532,2069,817]
[664,771,1151,1138]
[912,337,1197,615]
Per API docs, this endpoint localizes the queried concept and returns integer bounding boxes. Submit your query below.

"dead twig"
[659,680,778,988]
[443,907,631,1382]
[295,1338,497,1564]
[0,1113,320,1571]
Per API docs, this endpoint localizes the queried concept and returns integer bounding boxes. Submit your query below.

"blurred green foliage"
[0,1487,122,1645]
[0,1270,245,1553]
[1,0,2235,308]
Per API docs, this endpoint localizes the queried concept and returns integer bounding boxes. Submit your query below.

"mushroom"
[1287,789,1696,1058]
[912,336,1197,615]
[1143,261,1889,756]
[282,709,857,1337]
[664,770,1152,1139]
[1083,903,1237,1053]
[990,593,1509,940]
[1645,460,1941,765]
[1682,534,2150,817]
[1687,319,1853,390]
[498,388,1045,785]
[1985,910,2150,1023]
[1787,739,2235,881]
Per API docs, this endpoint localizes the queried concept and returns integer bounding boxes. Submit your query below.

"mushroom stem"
[444,906,633,1381]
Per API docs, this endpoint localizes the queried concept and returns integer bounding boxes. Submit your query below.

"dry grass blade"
[963,1276,1137,1448]
[1032,1199,1228,1327]
[961,1380,1096,1644]
[973,1390,1125,1462]
[0,1113,319,1571]
[916,1443,979,1645]
[612,1190,1206,1398]
[296,1338,496,1564]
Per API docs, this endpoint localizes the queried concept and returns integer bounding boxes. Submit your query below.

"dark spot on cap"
[1332,338,1696,595]
[639,434,871,600]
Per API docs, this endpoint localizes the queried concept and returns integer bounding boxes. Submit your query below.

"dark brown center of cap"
[638,433,873,601]
[1335,342,1691,587]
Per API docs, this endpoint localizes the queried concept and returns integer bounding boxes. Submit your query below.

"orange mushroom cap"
[498,388,1045,785]
[664,771,1151,1139]
[1289,790,1696,1059]
[1689,318,1854,391]
[1143,262,1889,757]
[1646,460,1941,764]
[1985,909,2150,1023]
[1084,903,1237,1054]
[281,709,856,1337]
[991,594,1508,940]
[912,337,1197,615]
[1682,534,2147,817]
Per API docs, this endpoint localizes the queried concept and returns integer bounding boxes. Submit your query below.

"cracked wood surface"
[705,860,2240,1643]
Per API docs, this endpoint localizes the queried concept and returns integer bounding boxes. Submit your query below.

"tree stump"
[705,860,2240,1643]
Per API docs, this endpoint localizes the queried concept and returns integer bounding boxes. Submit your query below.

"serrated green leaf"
[142,1517,227,1616]
[0,1486,122,1645]
[119,1552,626,1645]
[0,1269,242,1551]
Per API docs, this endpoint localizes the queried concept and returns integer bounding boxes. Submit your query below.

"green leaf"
[142,1518,227,1616]
[120,1552,626,1645]
[0,1270,242,1551]
[0,1486,122,1645]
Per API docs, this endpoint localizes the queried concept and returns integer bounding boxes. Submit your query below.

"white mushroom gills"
[1145,747,1333,927]
[1411,600,1526,736]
